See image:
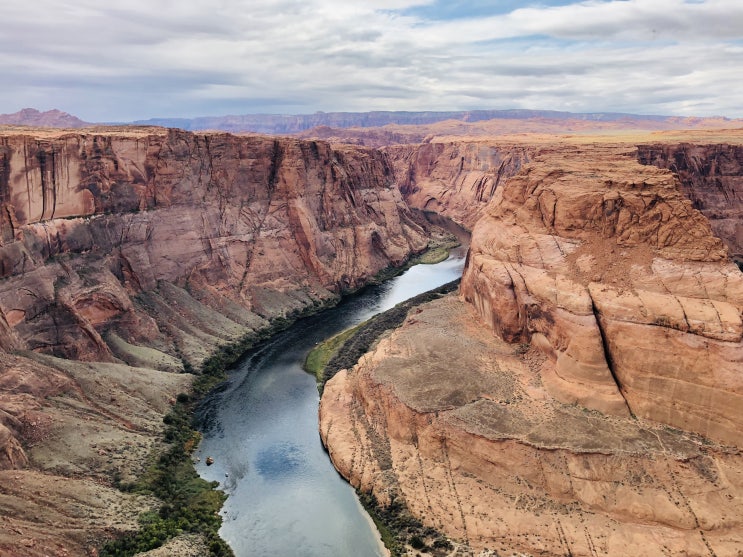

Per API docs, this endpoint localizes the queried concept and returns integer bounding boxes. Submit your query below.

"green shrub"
[410,535,426,549]
[99,398,233,557]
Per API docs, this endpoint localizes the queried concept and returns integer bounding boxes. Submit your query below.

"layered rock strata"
[386,142,535,229]
[0,127,428,555]
[0,128,426,365]
[0,352,192,556]
[321,295,743,556]
[321,137,743,556]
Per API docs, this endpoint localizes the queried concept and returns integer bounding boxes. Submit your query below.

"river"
[195,239,467,557]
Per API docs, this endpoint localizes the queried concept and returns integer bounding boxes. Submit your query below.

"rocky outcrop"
[461,142,742,444]
[0,126,427,454]
[462,142,743,442]
[321,295,743,556]
[386,141,535,229]
[0,348,193,556]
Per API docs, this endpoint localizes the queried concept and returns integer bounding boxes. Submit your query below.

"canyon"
[0,120,741,556]
[0,126,427,555]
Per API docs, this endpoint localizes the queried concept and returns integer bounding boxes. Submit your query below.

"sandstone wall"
[386,141,535,229]
[460,143,743,445]
[320,295,743,556]
[0,129,427,361]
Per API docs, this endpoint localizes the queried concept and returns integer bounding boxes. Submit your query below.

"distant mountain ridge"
[133,109,682,134]
[1,107,739,135]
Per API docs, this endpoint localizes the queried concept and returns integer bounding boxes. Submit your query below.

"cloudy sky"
[2,0,741,121]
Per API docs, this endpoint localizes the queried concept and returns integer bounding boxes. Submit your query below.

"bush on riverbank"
[358,480,453,556]
[100,394,233,556]
[317,279,460,388]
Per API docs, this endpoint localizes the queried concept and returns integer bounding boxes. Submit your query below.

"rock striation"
[3,123,743,555]
[460,142,742,444]
[321,294,743,556]
[320,134,743,556]
[0,128,427,360]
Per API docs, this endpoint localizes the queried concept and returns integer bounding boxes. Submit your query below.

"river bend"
[195,245,466,556]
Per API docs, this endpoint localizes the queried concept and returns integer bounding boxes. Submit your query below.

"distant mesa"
[0,107,89,128]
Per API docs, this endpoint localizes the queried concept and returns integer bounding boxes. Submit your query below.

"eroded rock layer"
[0,127,428,555]
[320,135,743,556]
[461,142,742,445]
[0,128,427,363]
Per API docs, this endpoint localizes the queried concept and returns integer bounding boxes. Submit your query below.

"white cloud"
[0,0,741,120]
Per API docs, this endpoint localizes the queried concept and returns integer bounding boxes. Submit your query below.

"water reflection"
[195,242,466,557]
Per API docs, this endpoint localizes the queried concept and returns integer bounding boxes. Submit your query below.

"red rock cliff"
[386,141,535,229]
[0,128,427,361]
[0,126,429,554]
[461,141,743,444]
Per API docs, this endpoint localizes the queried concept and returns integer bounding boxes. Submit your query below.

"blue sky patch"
[399,0,589,20]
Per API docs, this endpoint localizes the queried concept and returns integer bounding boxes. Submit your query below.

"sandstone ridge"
[461,142,742,444]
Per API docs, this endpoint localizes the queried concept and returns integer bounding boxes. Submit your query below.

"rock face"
[321,295,743,556]
[0,351,192,556]
[386,141,535,229]
[0,128,427,359]
[461,142,742,444]
[320,135,743,556]
[0,127,428,555]
[637,142,743,262]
